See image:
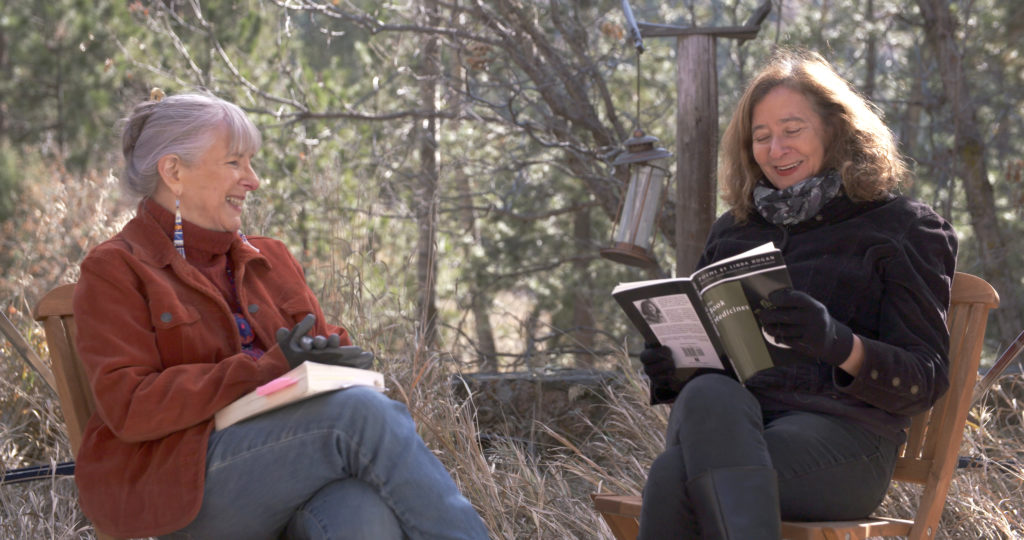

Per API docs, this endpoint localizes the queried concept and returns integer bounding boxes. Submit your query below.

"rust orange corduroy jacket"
[72,205,349,538]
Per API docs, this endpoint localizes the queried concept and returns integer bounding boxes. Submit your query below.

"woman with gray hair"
[72,90,489,540]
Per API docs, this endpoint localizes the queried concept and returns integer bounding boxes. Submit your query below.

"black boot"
[686,466,781,540]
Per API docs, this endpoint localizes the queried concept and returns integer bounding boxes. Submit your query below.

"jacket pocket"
[278,294,314,322]
[149,301,202,366]
[242,290,313,346]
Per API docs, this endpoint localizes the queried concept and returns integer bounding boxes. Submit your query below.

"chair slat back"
[33,283,94,455]
[892,272,998,540]
[892,272,998,485]
[32,283,145,540]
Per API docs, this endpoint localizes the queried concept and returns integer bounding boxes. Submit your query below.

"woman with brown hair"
[637,49,957,539]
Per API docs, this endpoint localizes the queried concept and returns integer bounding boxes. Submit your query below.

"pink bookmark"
[256,377,298,396]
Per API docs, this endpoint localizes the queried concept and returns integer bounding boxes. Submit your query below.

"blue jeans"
[160,387,490,540]
[639,374,898,539]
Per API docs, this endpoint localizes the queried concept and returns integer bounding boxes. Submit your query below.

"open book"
[613,242,802,384]
[214,361,386,430]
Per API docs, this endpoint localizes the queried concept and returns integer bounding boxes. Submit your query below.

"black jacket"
[663,192,957,442]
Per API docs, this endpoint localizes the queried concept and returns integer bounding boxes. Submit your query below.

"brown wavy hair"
[718,49,910,220]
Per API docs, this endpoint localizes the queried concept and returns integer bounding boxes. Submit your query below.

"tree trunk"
[415,0,441,350]
[915,0,1022,342]
[862,0,877,99]
[472,289,499,372]
[572,204,596,367]
[454,156,498,371]
[900,44,923,166]
[449,23,498,371]
[0,24,6,136]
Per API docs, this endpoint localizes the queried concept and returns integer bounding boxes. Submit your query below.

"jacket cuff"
[649,377,682,405]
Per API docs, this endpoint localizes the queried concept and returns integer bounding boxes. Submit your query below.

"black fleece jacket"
[661,192,957,443]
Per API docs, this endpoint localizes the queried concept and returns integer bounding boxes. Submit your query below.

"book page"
[633,294,723,370]
[612,277,682,294]
[691,243,789,297]
[694,241,777,272]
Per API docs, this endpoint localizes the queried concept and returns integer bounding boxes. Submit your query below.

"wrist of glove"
[757,289,854,366]
[276,314,375,370]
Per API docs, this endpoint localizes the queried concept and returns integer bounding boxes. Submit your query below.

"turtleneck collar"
[142,198,237,265]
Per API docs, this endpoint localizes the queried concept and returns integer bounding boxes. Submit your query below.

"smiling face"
[750,86,829,190]
[155,124,260,232]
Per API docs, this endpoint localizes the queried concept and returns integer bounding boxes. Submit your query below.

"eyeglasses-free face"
[750,86,828,190]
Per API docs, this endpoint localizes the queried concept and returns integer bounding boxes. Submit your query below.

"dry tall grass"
[2,166,1023,539]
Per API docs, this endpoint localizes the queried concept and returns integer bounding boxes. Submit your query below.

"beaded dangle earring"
[174,198,185,258]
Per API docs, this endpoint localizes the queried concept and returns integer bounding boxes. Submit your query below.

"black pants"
[638,374,899,539]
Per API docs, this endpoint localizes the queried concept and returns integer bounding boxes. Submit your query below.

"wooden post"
[635,0,771,274]
[675,35,718,275]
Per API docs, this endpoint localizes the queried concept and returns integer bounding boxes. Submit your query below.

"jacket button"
[891,377,901,387]
[910,385,919,394]
[160,312,172,323]
[870,369,879,380]
[248,304,259,314]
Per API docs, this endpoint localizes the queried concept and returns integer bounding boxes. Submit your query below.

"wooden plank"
[949,272,999,306]
[637,22,761,41]
[33,283,76,319]
[674,33,718,273]
[0,310,57,391]
[592,494,640,540]
[635,0,770,41]
[42,317,90,454]
[891,459,932,483]
[601,513,639,540]
[781,518,912,539]
[592,493,642,515]
[31,283,125,540]
[901,410,930,460]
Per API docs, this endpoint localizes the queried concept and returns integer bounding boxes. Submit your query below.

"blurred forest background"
[2,0,1023,367]
[1,0,1023,538]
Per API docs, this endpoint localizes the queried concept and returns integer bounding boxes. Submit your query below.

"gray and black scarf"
[753,169,843,226]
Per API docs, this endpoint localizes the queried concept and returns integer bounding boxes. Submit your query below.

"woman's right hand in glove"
[276,314,374,370]
[640,344,675,380]
[639,344,683,404]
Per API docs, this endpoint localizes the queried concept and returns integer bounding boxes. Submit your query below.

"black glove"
[639,344,675,380]
[757,289,854,365]
[639,344,684,403]
[276,314,375,370]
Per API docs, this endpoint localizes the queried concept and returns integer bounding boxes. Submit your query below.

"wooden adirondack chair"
[592,271,999,540]
[34,283,118,540]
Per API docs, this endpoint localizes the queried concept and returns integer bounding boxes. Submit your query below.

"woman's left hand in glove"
[757,288,854,365]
